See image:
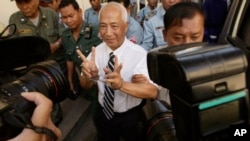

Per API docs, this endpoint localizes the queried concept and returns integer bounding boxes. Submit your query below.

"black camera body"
[0,59,69,140]
[0,36,69,140]
[0,59,68,123]
[147,42,250,141]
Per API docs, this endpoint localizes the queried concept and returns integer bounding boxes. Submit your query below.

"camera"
[146,42,250,141]
[0,60,69,140]
[140,99,176,141]
[0,30,69,140]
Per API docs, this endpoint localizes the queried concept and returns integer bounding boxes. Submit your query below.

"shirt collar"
[105,37,128,57]
[39,7,47,21]
[65,20,85,37]
[19,6,47,24]
[90,8,99,15]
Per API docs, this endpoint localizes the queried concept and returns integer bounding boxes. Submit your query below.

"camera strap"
[3,111,58,141]
[0,24,16,40]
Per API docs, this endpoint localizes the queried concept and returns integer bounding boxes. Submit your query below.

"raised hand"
[76,47,99,80]
[103,55,123,90]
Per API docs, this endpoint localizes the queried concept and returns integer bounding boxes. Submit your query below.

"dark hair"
[58,0,79,10]
[164,2,205,30]
[107,0,130,8]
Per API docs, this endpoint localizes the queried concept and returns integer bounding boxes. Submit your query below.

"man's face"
[164,13,204,46]
[15,0,40,18]
[162,0,181,10]
[59,4,82,30]
[99,5,128,49]
[90,0,101,11]
[47,0,60,11]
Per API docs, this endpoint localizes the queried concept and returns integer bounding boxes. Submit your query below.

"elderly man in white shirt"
[77,2,157,141]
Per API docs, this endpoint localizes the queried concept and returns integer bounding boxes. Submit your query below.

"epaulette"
[144,10,157,21]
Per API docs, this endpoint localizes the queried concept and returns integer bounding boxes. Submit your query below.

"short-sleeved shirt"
[126,16,144,44]
[9,6,62,44]
[61,21,102,68]
[141,5,167,51]
[84,7,100,26]
[89,38,153,113]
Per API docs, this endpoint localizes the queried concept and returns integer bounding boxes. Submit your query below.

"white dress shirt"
[88,38,153,113]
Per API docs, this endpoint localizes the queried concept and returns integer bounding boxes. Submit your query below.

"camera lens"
[143,100,176,141]
[0,60,68,103]
[146,112,176,141]
[0,60,68,140]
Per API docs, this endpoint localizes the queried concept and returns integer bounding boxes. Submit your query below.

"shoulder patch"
[129,36,137,44]
[144,10,157,21]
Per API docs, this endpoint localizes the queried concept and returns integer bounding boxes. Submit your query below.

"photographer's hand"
[8,92,61,141]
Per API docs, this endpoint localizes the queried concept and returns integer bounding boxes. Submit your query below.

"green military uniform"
[62,21,102,128]
[9,6,63,42]
[61,21,102,69]
[61,21,102,101]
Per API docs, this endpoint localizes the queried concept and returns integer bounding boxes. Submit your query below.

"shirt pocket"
[17,28,35,36]
[155,30,166,47]
[65,47,75,61]
[46,30,58,43]
[81,48,91,56]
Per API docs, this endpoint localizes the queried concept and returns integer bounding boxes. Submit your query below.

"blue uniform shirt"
[136,5,154,26]
[126,16,144,44]
[84,7,100,26]
[141,5,167,51]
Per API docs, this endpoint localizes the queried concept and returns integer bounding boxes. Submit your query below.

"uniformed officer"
[140,0,182,51]
[59,0,102,95]
[108,0,143,44]
[136,0,158,28]
[84,0,102,26]
[9,0,64,54]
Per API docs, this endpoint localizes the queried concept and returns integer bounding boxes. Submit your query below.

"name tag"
[155,26,164,30]
[18,29,32,34]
